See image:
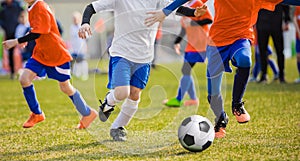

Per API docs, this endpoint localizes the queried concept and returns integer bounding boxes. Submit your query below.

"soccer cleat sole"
[98,109,109,122]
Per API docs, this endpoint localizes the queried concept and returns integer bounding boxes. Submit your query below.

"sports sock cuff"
[125,98,140,107]
[70,90,91,116]
[107,90,121,105]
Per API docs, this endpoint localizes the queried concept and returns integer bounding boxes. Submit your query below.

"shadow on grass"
[1,142,101,158]
[1,140,192,160]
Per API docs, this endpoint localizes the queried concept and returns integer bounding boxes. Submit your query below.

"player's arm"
[145,3,207,26]
[79,4,96,39]
[174,27,186,55]
[2,32,40,50]
[191,18,212,26]
[293,15,300,36]
[176,6,196,17]
[163,0,190,16]
[282,0,300,5]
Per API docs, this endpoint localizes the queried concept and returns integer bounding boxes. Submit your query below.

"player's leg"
[99,57,131,122]
[8,47,15,79]
[110,86,141,141]
[185,51,206,106]
[164,61,195,107]
[231,39,251,123]
[271,29,285,83]
[20,58,46,128]
[110,62,150,141]
[266,45,279,80]
[206,45,228,138]
[48,61,96,129]
[295,38,300,83]
[257,28,270,83]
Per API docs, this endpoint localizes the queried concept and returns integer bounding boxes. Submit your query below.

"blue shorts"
[296,38,300,53]
[107,56,150,89]
[25,58,71,82]
[184,51,206,63]
[206,39,252,77]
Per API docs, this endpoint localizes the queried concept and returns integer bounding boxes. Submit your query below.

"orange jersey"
[28,0,72,66]
[181,0,212,52]
[208,0,283,47]
[295,6,300,39]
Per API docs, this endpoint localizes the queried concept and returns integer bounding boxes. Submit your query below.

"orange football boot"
[232,102,250,123]
[77,109,98,129]
[23,112,45,128]
[183,99,199,106]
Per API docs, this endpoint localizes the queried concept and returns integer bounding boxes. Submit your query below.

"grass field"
[0,58,299,161]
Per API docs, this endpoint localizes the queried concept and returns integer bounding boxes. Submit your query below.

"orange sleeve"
[261,0,283,11]
[295,7,300,16]
[30,3,51,34]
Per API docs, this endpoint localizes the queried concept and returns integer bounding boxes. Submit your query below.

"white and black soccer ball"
[178,115,215,152]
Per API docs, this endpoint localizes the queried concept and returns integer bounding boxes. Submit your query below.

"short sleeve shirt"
[208,0,283,47]
[28,0,72,66]
[181,0,212,52]
[92,0,171,63]
[294,6,300,39]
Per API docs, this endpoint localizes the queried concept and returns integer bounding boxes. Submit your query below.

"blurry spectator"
[256,4,291,83]
[0,0,23,79]
[293,6,300,83]
[152,23,162,68]
[49,5,63,36]
[15,10,35,64]
[249,27,279,82]
[69,11,88,81]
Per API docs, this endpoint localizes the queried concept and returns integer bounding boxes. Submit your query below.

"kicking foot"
[77,108,98,129]
[23,112,45,128]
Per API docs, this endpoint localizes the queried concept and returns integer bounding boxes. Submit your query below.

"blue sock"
[268,59,278,75]
[207,94,224,119]
[176,75,192,101]
[207,74,224,119]
[187,77,196,100]
[297,61,300,76]
[23,85,42,114]
[69,90,91,116]
[232,67,250,104]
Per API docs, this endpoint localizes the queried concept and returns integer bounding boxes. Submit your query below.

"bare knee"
[114,86,130,100]
[129,86,141,101]
[59,81,75,96]
[19,69,36,87]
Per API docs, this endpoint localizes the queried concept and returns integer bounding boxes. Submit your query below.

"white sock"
[107,90,121,106]
[111,98,139,129]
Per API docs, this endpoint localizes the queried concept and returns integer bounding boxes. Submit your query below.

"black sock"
[232,67,250,105]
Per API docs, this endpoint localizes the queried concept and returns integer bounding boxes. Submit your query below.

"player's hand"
[174,44,181,55]
[2,39,18,50]
[19,42,28,48]
[282,23,289,31]
[78,23,92,39]
[145,10,166,27]
[194,5,207,17]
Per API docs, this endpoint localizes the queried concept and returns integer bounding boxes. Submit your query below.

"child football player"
[78,0,207,141]
[144,0,300,138]
[293,6,300,83]
[164,0,212,107]
[2,0,97,129]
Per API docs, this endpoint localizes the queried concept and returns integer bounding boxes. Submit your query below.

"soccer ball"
[178,115,215,152]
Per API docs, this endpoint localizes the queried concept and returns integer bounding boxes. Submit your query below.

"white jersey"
[92,0,170,63]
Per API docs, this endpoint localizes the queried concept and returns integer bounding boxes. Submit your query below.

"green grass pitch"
[0,58,299,160]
